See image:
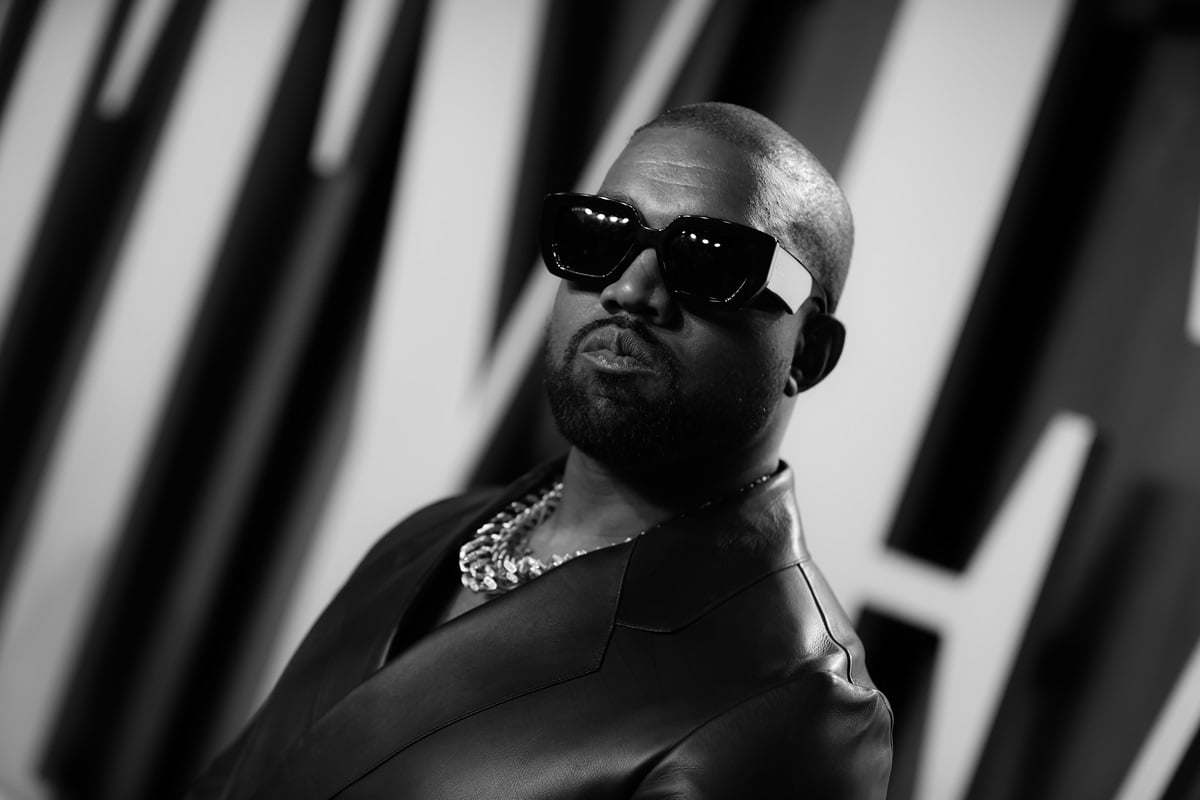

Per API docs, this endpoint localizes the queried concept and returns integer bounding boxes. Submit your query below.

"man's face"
[543,127,807,470]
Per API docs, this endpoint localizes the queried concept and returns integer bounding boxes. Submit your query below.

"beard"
[543,316,778,468]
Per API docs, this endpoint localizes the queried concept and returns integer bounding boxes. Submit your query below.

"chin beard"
[544,355,686,468]
[542,319,775,469]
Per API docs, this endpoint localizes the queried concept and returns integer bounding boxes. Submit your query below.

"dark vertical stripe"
[0,0,209,632]
[0,0,45,130]
[665,0,902,176]
[660,0,755,111]
[855,609,940,800]
[748,0,902,177]
[198,0,434,762]
[885,0,1149,570]
[40,0,435,795]
[40,0,348,795]
[1163,721,1200,800]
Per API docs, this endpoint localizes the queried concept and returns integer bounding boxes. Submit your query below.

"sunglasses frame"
[540,192,827,313]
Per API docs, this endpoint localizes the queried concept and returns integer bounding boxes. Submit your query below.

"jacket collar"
[616,463,809,632]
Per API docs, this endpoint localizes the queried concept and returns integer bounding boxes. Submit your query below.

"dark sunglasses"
[540,192,827,313]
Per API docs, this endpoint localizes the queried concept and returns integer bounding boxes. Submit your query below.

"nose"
[598,248,679,325]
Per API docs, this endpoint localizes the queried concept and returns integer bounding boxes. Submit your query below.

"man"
[188,102,893,799]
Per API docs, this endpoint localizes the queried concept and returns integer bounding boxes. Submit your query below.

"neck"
[527,446,779,558]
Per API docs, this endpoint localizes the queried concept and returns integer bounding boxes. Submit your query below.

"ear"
[785,312,845,396]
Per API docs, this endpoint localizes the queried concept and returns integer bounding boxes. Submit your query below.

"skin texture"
[535,127,840,558]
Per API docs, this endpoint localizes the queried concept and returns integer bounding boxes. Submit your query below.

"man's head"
[633,103,854,312]
[542,102,852,475]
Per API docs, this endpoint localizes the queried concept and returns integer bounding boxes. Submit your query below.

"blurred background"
[0,0,1198,798]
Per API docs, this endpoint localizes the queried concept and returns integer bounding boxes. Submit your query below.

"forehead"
[597,128,771,230]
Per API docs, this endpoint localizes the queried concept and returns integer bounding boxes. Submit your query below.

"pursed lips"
[575,325,661,375]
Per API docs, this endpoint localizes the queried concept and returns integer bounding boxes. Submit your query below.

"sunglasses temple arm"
[765,245,817,314]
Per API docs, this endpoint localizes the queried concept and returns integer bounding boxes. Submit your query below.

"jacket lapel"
[221,489,501,800]
[293,460,568,721]
[616,466,808,632]
[308,519,463,714]
[249,527,632,800]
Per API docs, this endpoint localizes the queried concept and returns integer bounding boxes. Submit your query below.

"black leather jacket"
[189,460,893,799]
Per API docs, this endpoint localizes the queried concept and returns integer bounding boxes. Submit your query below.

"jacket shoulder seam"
[794,562,861,686]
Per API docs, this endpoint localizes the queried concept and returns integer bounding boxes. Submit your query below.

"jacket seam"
[795,563,860,686]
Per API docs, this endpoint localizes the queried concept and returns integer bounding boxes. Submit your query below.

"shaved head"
[635,102,853,312]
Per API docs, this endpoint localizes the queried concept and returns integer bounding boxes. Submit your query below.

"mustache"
[565,316,673,368]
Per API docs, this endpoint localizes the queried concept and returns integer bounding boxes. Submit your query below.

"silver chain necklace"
[458,481,625,595]
[458,471,775,597]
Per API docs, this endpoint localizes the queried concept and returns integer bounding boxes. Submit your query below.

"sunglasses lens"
[549,202,636,280]
[543,195,786,309]
[662,223,760,303]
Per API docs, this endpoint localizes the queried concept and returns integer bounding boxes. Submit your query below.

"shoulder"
[634,670,893,799]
